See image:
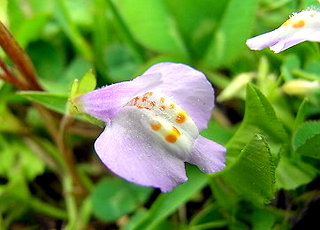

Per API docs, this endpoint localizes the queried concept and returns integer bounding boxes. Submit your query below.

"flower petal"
[187,136,226,173]
[75,72,161,123]
[247,9,320,53]
[94,107,188,192]
[142,62,215,131]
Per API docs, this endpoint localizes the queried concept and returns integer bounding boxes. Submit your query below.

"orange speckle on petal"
[150,122,162,131]
[176,112,187,123]
[143,92,153,96]
[165,134,177,143]
[169,104,175,109]
[160,105,166,111]
[160,97,165,103]
[292,19,305,28]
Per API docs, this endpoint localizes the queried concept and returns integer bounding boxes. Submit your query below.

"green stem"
[28,198,68,220]
[191,220,228,230]
[55,0,94,62]
[63,175,78,230]
[57,115,88,198]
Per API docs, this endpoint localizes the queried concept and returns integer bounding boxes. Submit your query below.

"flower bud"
[282,79,320,95]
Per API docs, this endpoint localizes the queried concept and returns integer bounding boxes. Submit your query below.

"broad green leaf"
[204,0,258,67]
[164,0,228,60]
[276,157,317,190]
[227,84,288,161]
[131,166,208,230]
[200,120,234,146]
[293,121,320,159]
[92,0,112,80]
[0,135,45,181]
[7,0,25,34]
[54,0,93,61]
[294,99,309,130]
[105,44,139,82]
[115,0,187,55]
[293,121,320,150]
[91,178,152,221]
[18,91,68,114]
[251,209,276,230]
[295,134,320,159]
[16,14,49,47]
[212,135,275,207]
[28,41,66,92]
[281,54,301,81]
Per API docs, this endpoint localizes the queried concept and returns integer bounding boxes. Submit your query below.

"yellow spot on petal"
[172,126,181,136]
[282,18,292,26]
[292,19,305,28]
[150,122,162,131]
[160,97,165,103]
[176,111,187,123]
[169,104,175,109]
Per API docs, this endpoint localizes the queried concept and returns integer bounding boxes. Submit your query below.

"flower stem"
[0,21,42,90]
[28,198,68,220]
[58,115,88,198]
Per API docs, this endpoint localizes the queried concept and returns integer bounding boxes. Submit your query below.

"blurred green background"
[1,0,320,229]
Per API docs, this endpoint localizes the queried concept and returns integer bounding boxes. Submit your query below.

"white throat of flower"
[125,91,199,158]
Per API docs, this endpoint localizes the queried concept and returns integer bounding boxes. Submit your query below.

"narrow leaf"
[18,91,68,114]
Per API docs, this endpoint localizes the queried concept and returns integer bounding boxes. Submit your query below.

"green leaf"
[204,0,258,67]
[105,44,139,82]
[16,14,49,47]
[200,120,234,146]
[54,0,93,61]
[0,135,45,181]
[131,166,208,230]
[293,121,320,159]
[251,209,276,230]
[294,99,309,130]
[227,84,288,161]
[212,135,276,206]
[276,157,317,190]
[18,91,68,114]
[115,0,187,55]
[164,0,228,60]
[91,178,152,221]
[28,40,66,92]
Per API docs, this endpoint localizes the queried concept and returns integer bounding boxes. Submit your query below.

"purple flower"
[75,62,226,192]
[246,9,320,53]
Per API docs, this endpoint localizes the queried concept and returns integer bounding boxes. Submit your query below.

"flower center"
[125,91,198,155]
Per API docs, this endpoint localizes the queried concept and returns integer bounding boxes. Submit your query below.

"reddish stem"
[0,58,30,90]
[0,21,42,90]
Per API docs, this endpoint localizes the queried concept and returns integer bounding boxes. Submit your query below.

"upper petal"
[141,62,215,131]
[75,72,161,123]
[94,107,188,192]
